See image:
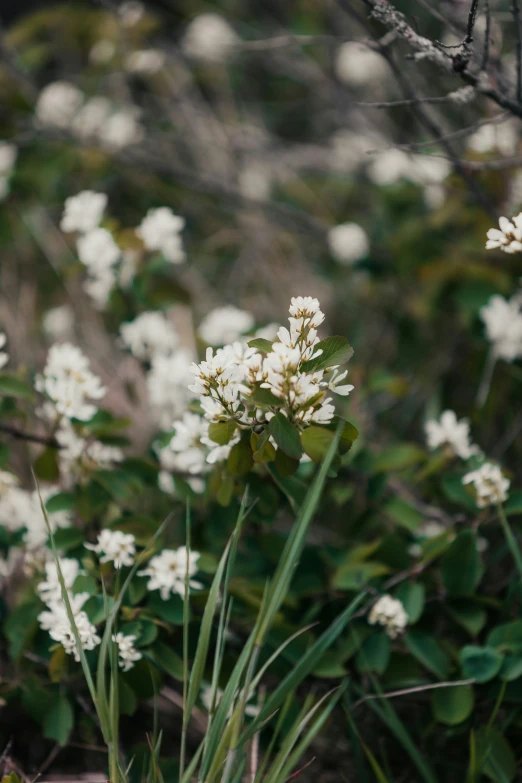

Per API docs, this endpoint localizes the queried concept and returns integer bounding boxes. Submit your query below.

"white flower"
[0,332,8,369]
[89,39,116,65]
[35,342,106,421]
[327,368,354,396]
[467,121,518,156]
[238,163,271,201]
[112,633,142,671]
[0,485,70,553]
[485,215,522,253]
[125,49,166,74]
[162,412,210,474]
[335,41,390,86]
[182,13,238,61]
[147,349,194,428]
[119,1,144,27]
[198,306,255,346]
[0,142,17,176]
[137,207,186,263]
[368,595,408,639]
[120,311,179,360]
[138,546,202,600]
[99,107,144,150]
[480,294,522,361]
[328,223,369,265]
[77,228,120,269]
[43,306,74,341]
[39,593,101,662]
[35,81,84,128]
[71,97,112,140]
[84,267,117,310]
[85,529,136,569]
[60,191,107,234]
[56,420,123,485]
[37,558,82,605]
[462,462,510,507]
[425,410,476,460]
[189,346,249,422]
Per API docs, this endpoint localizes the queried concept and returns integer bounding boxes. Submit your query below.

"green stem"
[497,502,522,579]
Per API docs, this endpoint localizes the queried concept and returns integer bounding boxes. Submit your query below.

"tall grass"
[38,427,367,782]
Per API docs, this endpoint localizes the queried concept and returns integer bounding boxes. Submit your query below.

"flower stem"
[497,502,522,579]
[476,348,496,408]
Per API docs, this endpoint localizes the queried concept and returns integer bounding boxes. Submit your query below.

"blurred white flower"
[56,420,123,487]
[39,592,100,661]
[480,294,522,361]
[89,39,116,65]
[485,214,522,253]
[425,410,476,460]
[368,594,408,638]
[467,120,518,156]
[238,163,271,201]
[85,529,136,569]
[0,142,17,175]
[198,306,254,346]
[36,81,84,129]
[183,13,238,61]
[35,342,106,421]
[137,207,186,263]
[125,49,166,74]
[119,1,144,27]
[99,107,144,150]
[61,191,108,234]
[0,332,8,369]
[43,305,74,341]
[138,546,202,600]
[328,222,369,264]
[147,349,194,428]
[112,633,142,671]
[335,41,389,86]
[120,311,179,360]
[463,462,510,507]
[37,558,82,605]
[71,97,112,140]
[77,228,120,269]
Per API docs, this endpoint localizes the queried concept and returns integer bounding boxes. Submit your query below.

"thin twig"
[481,0,491,70]
[0,423,59,448]
[351,679,476,711]
[513,0,522,103]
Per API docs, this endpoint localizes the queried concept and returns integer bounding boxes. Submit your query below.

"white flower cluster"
[182,13,238,61]
[425,410,478,460]
[198,306,254,346]
[125,49,166,74]
[328,223,370,265]
[43,305,74,341]
[160,411,234,476]
[0,332,9,368]
[37,559,101,662]
[486,214,522,254]
[0,480,70,556]
[112,632,142,671]
[138,546,202,601]
[0,141,17,201]
[85,529,136,569]
[463,463,510,508]
[189,296,353,430]
[368,594,408,639]
[55,421,123,487]
[137,208,186,264]
[35,82,144,150]
[35,343,105,421]
[480,294,522,361]
[147,350,194,429]
[120,311,179,360]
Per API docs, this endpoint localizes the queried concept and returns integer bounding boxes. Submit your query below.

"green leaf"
[147,642,184,681]
[273,448,300,477]
[372,443,425,473]
[499,655,522,681]
[51,527,85,551]
[43,694,74,746]
[333,561,390,590]
[118,675,138,716]
[4,601,40,659]
[505,490,522,517]
[460,646,504,683]
[208,420,237,446]
[247,338,273,353]
[441,530,482,597]
[442,474,479,511]
[448,601,487,637]
[269,413,303,460]
[301,426,334,463]
[34,447,59,482]
[405,631,450,679]
[148,592,185,625]
[45,492,75,514]
[356,632,391,674]
[396,582,425,624]
[249,385,281,407]
[252,430,276,463]
[488,620,522,652]
[93,469,141,501]
[300,336,353,372]
[431,684,474,725]
[475,728,516,783]
[0,374,34,399]
[384,497,424,532]
[227,438,254,476]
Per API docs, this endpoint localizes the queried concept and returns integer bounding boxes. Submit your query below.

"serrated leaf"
[208,420,237,446]
[301,336,353,372]
[269,413,303,460]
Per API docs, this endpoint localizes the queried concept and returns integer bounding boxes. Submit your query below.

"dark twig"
[513,0,522,103]
[0,423,59,449]
[481,0,491,70]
